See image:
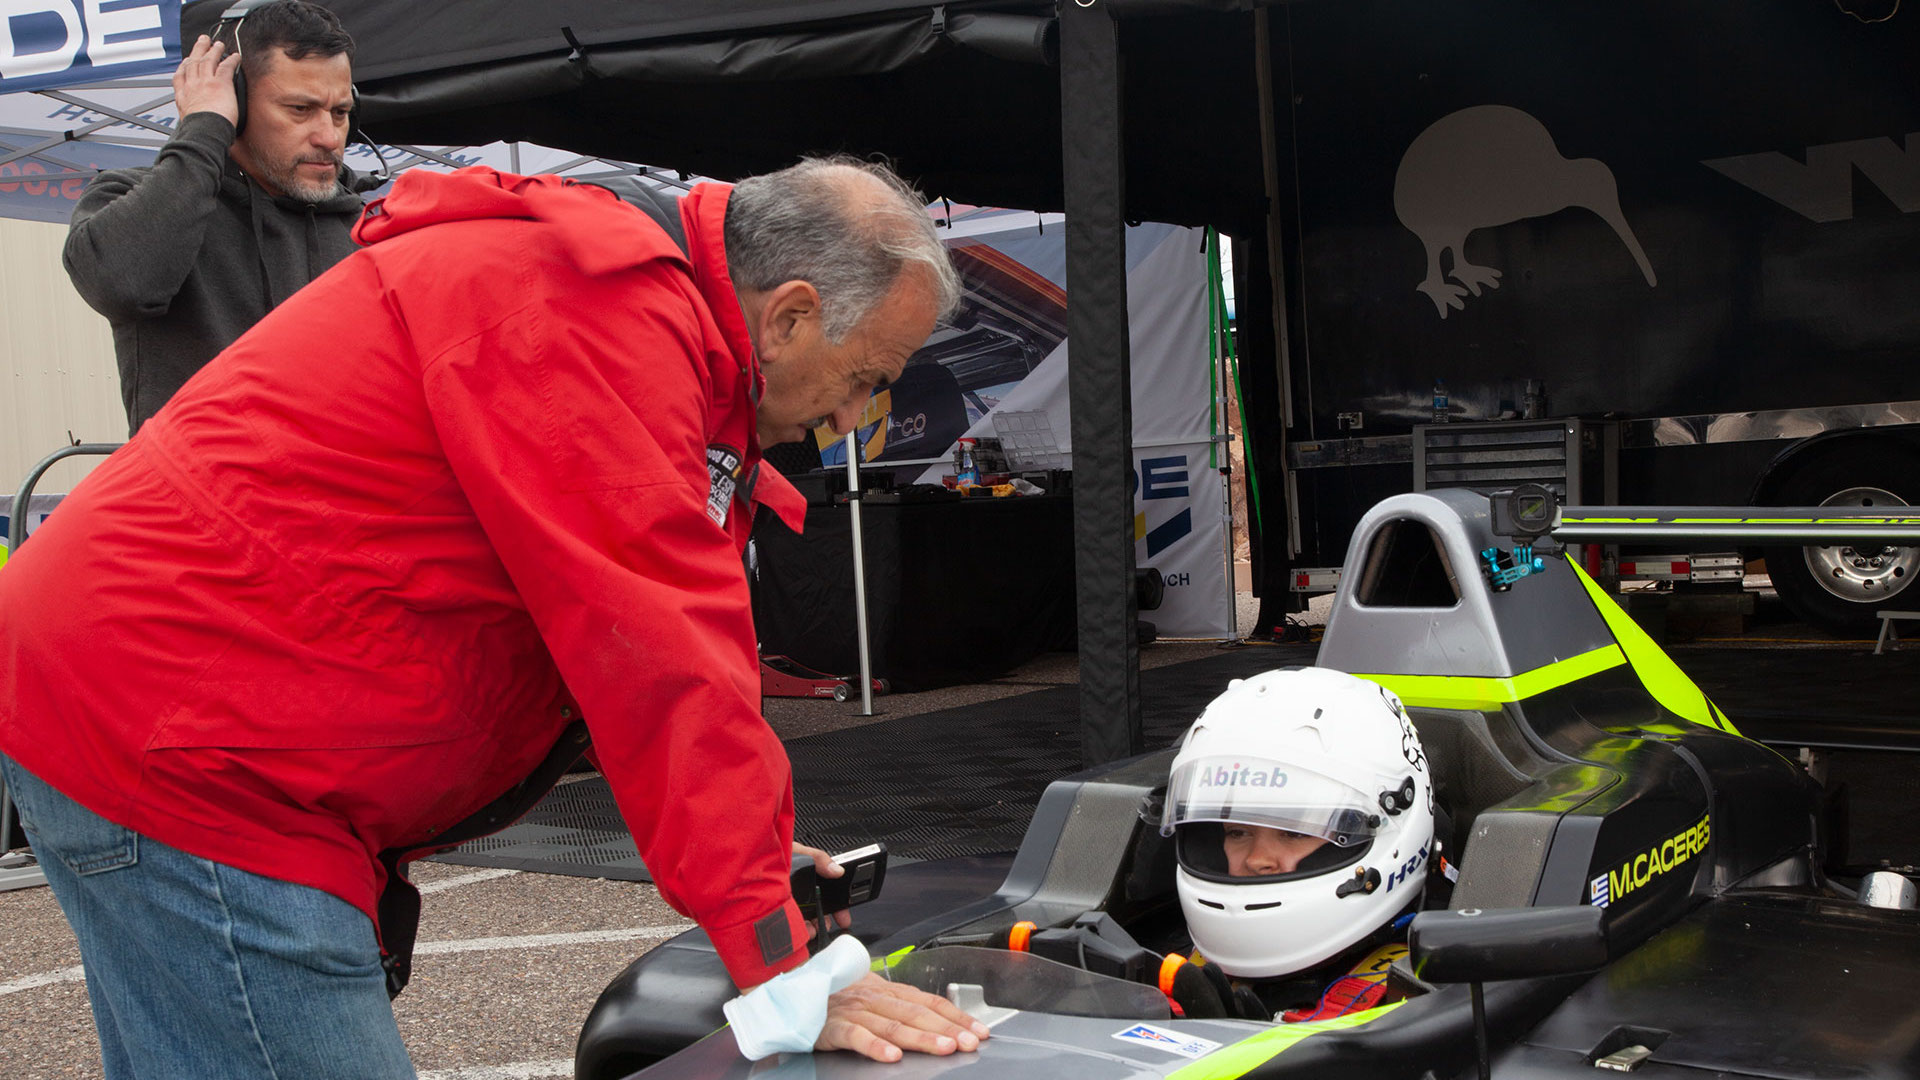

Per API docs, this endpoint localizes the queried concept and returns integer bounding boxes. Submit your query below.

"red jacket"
[0,168,812,988]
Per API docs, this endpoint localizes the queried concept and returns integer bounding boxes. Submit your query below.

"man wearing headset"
[63,1,365,436]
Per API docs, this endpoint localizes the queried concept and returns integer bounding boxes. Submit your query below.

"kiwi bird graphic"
[1395,105,1657,318]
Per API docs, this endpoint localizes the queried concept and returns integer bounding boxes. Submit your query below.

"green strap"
[1207,228,1222,472]
[872,945,916,972]
[1356,644,1627,712]
[1210,230,1262,533]
[1167,1002,1404,1079]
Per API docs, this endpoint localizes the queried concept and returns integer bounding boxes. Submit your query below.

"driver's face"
[1223,824,1327,877]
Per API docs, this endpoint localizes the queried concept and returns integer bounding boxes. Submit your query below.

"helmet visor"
[1159,754,1381,847]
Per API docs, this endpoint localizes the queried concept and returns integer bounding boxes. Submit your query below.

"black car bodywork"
[577,489,1919,1079]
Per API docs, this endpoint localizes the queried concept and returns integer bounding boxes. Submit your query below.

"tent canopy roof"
[182,0,1269,230]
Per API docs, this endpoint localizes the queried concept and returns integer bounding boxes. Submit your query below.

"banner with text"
[1,0,179,93]
[851,212,1232,638]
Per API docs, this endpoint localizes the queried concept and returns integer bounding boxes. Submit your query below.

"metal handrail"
[7,443,121,555]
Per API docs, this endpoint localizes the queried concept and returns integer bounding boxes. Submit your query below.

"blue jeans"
[1,755,415,1079]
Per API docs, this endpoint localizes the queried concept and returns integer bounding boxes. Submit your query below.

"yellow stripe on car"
[1568,563,1739,735]
[1355,644,1625,712]
[1167,1002,1404,1079]
[1351,556,1737,737]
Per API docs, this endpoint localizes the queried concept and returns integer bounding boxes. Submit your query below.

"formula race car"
[576,488,1920,1080]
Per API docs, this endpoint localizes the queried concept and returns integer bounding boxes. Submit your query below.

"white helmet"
[1161,667,1433,979]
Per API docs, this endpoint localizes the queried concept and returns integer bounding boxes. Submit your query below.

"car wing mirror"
[1408,906,1608,984]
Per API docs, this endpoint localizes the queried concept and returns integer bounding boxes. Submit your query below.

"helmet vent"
[1197,898,1226,909]
[1245,900,1284,911]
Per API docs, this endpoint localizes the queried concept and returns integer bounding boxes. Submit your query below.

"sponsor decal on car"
[1111,1023,1222,1059]
[1591,813,1710,908]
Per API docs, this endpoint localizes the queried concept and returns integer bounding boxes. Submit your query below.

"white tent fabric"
[0,74,676,223]
[908,219,1233,638]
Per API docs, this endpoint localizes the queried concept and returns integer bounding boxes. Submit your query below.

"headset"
[212,0,389,190]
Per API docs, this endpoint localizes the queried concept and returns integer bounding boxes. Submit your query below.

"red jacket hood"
[355,166,684,279]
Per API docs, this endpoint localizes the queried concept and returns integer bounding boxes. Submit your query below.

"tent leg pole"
[844,433,876,716]
[1061,0,1140,766]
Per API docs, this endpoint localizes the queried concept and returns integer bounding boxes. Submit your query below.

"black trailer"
[232,0,1919,756]
[1266,0,1920,630]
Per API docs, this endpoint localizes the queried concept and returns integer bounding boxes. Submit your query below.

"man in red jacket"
[0,157,985,1077]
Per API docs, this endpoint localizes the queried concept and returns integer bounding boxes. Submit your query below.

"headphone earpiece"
[232,62,248,136]
[214,14,248,136]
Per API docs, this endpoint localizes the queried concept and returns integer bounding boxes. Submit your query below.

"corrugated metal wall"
[0,217,122,498]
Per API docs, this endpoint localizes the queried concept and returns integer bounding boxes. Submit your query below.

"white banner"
[902,216,1233,638]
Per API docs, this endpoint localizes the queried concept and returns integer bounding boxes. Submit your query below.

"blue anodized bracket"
[1479,544,1546,591]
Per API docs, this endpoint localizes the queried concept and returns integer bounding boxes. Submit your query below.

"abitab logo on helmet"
[1199,764,1288,789]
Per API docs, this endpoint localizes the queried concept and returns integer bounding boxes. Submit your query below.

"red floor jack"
[760,654,890,703]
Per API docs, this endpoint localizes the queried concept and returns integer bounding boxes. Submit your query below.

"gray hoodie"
[63,111,365,435]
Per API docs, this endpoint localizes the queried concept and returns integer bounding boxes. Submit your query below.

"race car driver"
[1158,666,1439,1021]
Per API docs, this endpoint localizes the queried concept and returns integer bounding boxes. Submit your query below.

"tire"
[1764,440,1920,632]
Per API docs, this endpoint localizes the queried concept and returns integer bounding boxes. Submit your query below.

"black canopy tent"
[179,0,1293,766]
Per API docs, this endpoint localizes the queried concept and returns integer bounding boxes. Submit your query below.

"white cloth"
[724,935,873,1060]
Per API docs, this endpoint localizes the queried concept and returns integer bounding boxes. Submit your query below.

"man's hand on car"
[815,973,991,1062]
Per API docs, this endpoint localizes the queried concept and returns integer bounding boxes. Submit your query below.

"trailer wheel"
[1765,441,1920,632]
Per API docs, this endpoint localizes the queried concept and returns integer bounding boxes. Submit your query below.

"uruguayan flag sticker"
[1111,1023,1221,1058]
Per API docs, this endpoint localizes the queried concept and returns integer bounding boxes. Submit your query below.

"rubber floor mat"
[428,643,1918,881]
[430,646,1311,880]
[430,775,651,879]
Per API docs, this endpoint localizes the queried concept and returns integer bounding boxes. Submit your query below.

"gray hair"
[724,156,962,343]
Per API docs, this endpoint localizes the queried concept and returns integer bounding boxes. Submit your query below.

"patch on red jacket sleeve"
[755,909,796,966]
[707,444,745,527]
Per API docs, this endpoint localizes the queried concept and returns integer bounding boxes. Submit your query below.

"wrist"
[723,936,872,1061]
[711,899,811,990]
[174,111,237,145]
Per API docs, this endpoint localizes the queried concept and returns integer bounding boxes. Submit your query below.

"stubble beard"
[268,152,344,203]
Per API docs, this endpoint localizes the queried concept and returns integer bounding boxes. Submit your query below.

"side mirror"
[1409,906,1608,984]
